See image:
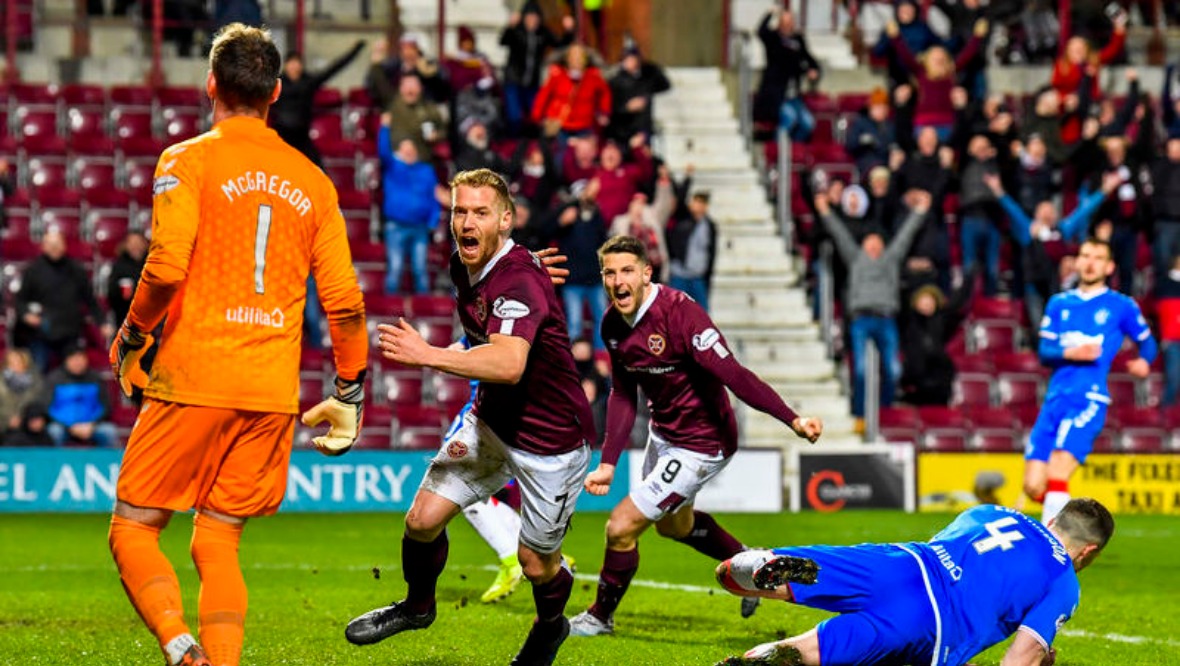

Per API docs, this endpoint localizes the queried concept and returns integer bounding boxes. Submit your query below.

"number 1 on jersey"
[254,204,273,294]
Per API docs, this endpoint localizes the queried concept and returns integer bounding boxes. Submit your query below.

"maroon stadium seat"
[310,114,345,143]
[156,86,203,108]
[313,88,345,109]
[343,213,374,242]
[965,406,1021,452]
[110,85,154,107]
[417,317,455,348]
[90,214,131,258]
[993,351,1043,374]
[379,371,424,406]
[397,428,442,450]
[971,297,1024,323]
[954,354,993,374]
[111,108,154,141]
[997,373,1043,408]
[410,295,455,318]
[161,109,204,141]
[349,238,386,264]
[916,406,969,451]
[1106,373,1140,407]
[969,319,1020,353]
[952,373,994,407]
[25,154,69,192]
[432,372,471,409]
[878,406,920,443]
[353,429,393,450]
[39,209,84,241]
[393,404,448,448]
[365,403,395,429]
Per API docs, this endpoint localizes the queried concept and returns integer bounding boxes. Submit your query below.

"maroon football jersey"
[600,285,740,460]
[450,241,596,455]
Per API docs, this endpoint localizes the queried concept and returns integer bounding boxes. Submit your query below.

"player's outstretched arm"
[1000,631,1054,666]
[378,319,529,383]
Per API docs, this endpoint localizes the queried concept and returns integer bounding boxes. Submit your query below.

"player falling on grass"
[1026,238,1155,525]
[715,498,1115,666]
[568,236,823,638]
[107,23,368,666]
[346,168,594,666]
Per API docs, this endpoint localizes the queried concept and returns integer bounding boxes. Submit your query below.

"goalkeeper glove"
[109,323,154,398]
[301,373,365,456]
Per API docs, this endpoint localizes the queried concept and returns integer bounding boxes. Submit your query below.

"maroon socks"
[588,546,640,622]
[674,511,745,561]
[403,531,449,614]
[532,565,574,624]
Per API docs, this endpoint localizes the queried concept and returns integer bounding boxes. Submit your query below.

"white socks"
[164,633,197,665]
[1042,491,1071,525]
[463,497,521,560]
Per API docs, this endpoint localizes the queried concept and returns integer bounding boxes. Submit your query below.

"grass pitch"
[1,511,1177,665]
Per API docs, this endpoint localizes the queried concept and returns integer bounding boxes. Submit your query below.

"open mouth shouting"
[458,233,481,262]
[611,285,635,311]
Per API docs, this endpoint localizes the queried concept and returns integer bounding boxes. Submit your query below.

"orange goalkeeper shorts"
[117,398,297,517]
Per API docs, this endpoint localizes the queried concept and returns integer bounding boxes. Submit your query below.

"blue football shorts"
[1026,395,1107,464]
[771,543,938,666]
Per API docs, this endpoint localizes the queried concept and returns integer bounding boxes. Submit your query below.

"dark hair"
[598,235,648,265]
[691,191,711,203]
[209,23,281,112]
[1055,498,1115,551]
[285,50,302,63]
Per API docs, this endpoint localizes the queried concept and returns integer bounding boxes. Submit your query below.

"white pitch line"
[1058,629,1180,648]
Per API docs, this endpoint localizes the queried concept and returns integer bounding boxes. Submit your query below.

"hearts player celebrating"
[569,235,823,637]
[107,24,368,666]
[346,169,595,666]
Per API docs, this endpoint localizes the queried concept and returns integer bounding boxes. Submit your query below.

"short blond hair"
[451,168,516,218]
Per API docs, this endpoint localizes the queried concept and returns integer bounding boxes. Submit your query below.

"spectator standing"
[1151,135,1180,279]
[1161,63,1180,138]
[873,0,944,89]
[0,158,14,234]
[957,135,1002,295]
[844,88,896,174]
[14,230,102,372]
[753,7,820,141]
[1156,256,1180,407]
[386,75,446,161]
[608,182,674,283]
[271,41,365,167]
[899,275,975,406]
[1085,136,1145,294]
[667,182,718,312]
[509,139,561,210]
[885,18,985,140]
[445,26,502,136]
[378,121,441,295]
[1051,14,1126,144]
[1014,134,1056,215]
[545,182,608,350]
[935,0,990,97]
[816,190,931,426]
[453,119,511,174]
[986,171,1118,331]
[366,34,449,109]
[499,2,575,136]
[44,343,116,448]
[607,45,670,143]
[532,43,611,138]
[105,231,148,332]
[0,349,44,438]
[594,135,653,224]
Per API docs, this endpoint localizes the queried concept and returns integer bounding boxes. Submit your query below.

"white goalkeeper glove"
[301,373,365,456]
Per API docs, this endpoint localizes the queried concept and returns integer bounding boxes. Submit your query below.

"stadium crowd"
[5,0,1180,447]
[0,1,716,448]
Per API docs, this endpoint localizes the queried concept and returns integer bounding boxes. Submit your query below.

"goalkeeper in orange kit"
[107,23,367,666]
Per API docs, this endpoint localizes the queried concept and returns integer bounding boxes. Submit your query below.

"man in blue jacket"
[45,343,117,447]
[379,115,442,294]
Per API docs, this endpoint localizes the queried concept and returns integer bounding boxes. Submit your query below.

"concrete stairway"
[653,67,857,450]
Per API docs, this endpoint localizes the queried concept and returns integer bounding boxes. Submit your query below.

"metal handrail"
[776,127,793,253]
[729,29,753,152]
[863,338,880,442]
[818,241,835,358]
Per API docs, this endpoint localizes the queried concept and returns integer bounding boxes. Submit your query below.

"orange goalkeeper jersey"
[126,115,367,414]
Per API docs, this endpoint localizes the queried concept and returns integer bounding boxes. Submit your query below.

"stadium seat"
[997,373,1043,408]
[343,213,374,243]
[878,406,920,443]
[954,354,993,374]
[25,154,69,192]
[350,239,386,264]
[310,114,345,143]
[971,297,1025,323]
[965,407,1021,452]
[969,319,1020,353]
[993,351,1043,374]
[351,429,393,450]
[90,215,131,258]
[432,372,472,410]
[417,317,455,348]
[155,86,203,108]
[39,209,84,241]
[161,109,204,141]
[397,428,442,450]
[916,406,968,451]
[364,403,395,429]
[393,404,448,449]
[379,371,424,406]
[111,108,154,141]
[313,88,345,109]
[952,373,994,407]
[1107,373,1140,407]
[410,295,455,318]
[13,105,57,140]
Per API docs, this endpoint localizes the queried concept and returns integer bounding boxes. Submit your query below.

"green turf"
[1,511,1177,665]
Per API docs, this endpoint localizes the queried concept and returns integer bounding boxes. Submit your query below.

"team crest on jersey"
[474,297,487,322]
[446,440,468,458]
[648,334,666,355]
[1095,308,1110,325]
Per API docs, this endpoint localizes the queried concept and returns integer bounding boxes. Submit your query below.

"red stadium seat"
[993,352,1043,374]
[965,406,1021,451]
[90,214,131,258]
[313,88,345,109]
[110,85,154,106]
[39,209,83,241]
[118,136,166,157]
[310,114,345,143]
[13,106,57,140]
[393,404,449,447]
[64,107,107,137]
[111,109,154,140]
[1121,430,1166,453]
[432,372,472,409]
[417,317,455,348]
[971,297,1024,323]
[365,403,395,428]
[337,187,372,213]
[121,157,157,193]
[952,373,994,407]
[155,86,203,108]
[344,213,374,242]
[25,155,69,192]
[969,319,1020,354]
[1106,373,1140,407]
[379,371,424,406]
[350,239,386,264]
[352,429,393,450]
[878,406,920,443]
[161,109,204,141]
[997,373,1043,408]
[954,354,993,374]
[397,428,442,450]
[916,406,969,451]
[410,295,455,318]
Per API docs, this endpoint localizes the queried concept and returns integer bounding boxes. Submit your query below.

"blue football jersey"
[1038,287,1156,404]
[910,505,1080,665]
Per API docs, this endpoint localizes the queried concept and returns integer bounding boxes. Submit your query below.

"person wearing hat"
[607,43,670,143]
[500,3,575,136]
[44,341,117,448]
[753,7,820,140]
[844,88,896,174]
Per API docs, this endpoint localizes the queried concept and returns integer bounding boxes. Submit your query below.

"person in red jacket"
[531,43,611,138]
[1051,11,1127,144]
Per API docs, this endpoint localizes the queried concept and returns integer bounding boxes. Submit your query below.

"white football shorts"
[421,410,589,554]
[631,429,730,521]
